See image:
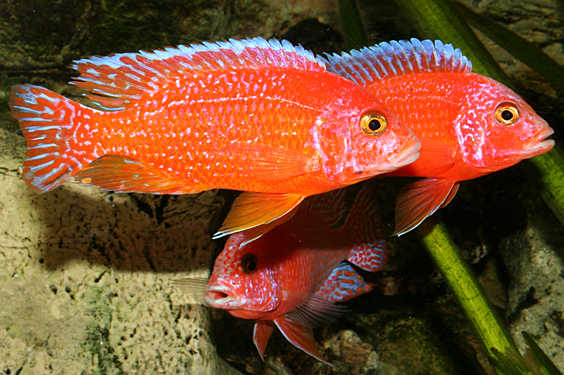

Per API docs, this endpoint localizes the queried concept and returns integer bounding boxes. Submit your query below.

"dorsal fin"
[299,189,348,227]
[71,37,327,110]
[324,39,472,86]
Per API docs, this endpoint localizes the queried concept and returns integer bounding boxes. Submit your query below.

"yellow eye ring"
[241,253,258,274]
[494,102,520,126]
[360,111,387,136]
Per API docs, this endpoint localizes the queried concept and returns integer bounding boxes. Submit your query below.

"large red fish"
[204,185,386,364]
[9,37,420,241]
[324,39,554,235]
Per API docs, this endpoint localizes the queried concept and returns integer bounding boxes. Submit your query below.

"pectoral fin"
[226,142,316,181]
[394,178,459,236]
[213,192,305,240]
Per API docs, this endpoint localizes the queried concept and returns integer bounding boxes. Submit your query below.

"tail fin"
[9,84,96,193]
[343,185,387,272]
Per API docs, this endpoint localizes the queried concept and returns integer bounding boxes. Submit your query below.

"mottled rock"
[0,127,240,374]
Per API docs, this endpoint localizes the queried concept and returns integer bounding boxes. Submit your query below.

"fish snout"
[204,283,244,309]
[389,136,421,169]
[523,126,555,157]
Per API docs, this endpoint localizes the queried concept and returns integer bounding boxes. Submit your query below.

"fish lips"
[204,284,245,309]
[368,138,421,175]
[522,127,555,158]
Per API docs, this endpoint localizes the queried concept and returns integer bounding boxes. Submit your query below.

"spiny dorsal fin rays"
[300,189,348,227]
[71,37,327,110]
[322,38,472,86]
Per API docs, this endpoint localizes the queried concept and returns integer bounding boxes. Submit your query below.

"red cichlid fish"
[324,39,555,235]
[9,37,420,241]
[204,185,386,364]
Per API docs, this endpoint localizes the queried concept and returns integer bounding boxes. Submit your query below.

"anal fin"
[394,178,459,236]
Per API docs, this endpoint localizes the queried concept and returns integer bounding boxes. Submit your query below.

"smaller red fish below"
[9,37,420,243]
[204,185,386,364]
[323,39,555,235]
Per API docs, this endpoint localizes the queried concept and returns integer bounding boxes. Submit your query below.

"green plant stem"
[391,0,564,373]
[417,219,519,364]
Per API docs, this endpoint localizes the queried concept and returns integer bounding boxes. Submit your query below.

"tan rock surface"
[0,128,241,374]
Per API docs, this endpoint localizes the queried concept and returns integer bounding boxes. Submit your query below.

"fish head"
[456,75,554,172]
[314,83,421,183]
[205,232,281,320]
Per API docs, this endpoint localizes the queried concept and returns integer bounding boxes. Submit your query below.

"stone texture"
[0,127,238,374]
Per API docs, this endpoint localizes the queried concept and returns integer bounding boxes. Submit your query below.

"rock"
[0,127,240,374]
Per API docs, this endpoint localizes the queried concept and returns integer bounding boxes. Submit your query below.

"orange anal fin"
[253,320,276,360]
[393,178,459,236]
[213,193,304,239]
[74,155,197,194]
[274,315,332,366]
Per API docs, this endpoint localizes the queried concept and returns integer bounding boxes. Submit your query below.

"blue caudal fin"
[9,84,97,193]
[342,185,387,272]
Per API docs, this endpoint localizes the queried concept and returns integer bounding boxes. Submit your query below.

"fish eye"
[360,111,387,136]
[494,102,520,126]
[241,253,258,274]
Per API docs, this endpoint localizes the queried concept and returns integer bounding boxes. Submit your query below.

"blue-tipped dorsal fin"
[71,37,327,110]
[323,38,472,86]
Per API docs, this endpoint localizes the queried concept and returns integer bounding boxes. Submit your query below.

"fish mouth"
[204,284,244,309]
[523,127,555,157]
[389,139,421,169]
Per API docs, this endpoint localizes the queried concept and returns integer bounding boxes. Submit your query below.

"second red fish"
[205,185,386,364]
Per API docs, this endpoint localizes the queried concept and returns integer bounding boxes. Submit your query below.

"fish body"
[324,39,554,235]
[204,186,386,364]
[9,37,420,241]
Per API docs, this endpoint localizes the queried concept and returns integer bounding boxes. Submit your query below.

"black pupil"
[247,259,257,272]
[368,118,382,131]
[242,253,258,273]
[501,110,513,121]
